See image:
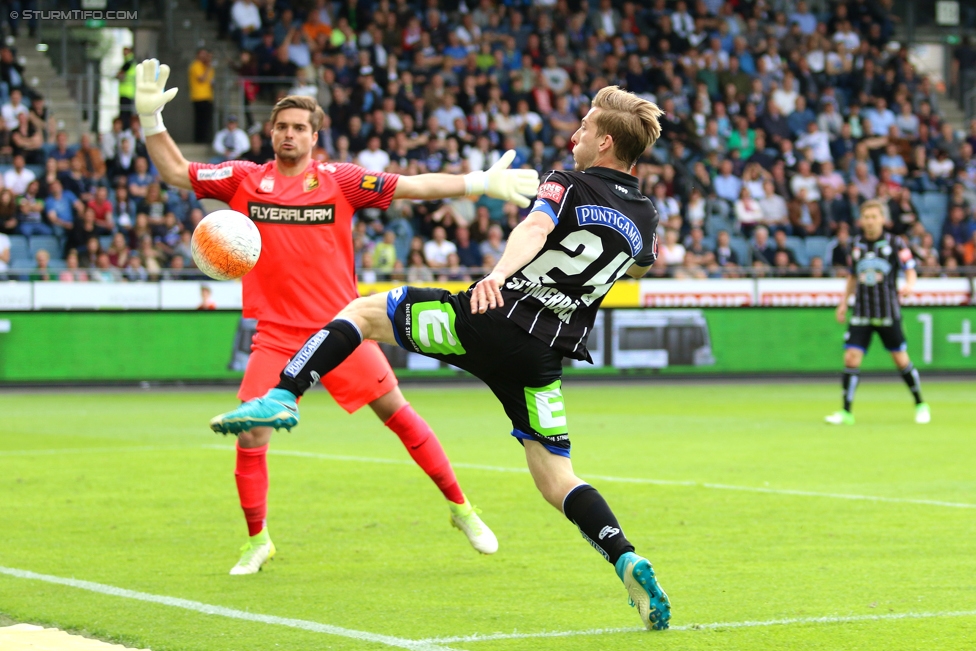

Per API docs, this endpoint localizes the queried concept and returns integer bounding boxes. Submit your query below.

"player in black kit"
[825,200,931,425]
[211,86,672,630]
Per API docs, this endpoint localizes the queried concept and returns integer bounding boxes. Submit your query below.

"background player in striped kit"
[826,200,931,425]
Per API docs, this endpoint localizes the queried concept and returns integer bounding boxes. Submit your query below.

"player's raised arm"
[136,59,192,190]
[470,210,555,314]
[393,150,539,207]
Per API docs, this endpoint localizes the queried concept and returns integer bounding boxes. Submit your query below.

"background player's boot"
[615,551,671,630]
[825,410,855,425]
[449,497,498,554]
[915,403,931,424]
[211,389,299,435]
[230,529,276,575]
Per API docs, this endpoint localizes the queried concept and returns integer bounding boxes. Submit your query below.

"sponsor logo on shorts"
[410,301,466,355]
[248,202,335,224]
[525,380,568,437]
[359,174,385,193]
[196,167,233,181]
[537,181,566,203]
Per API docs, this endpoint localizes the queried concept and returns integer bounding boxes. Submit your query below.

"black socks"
[276,318,363,397]
[900,363,923,405]
[842,367,859,412]
[562,484,635,565]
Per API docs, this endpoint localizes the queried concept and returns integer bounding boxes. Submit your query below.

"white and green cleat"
[230,529,276,575]
[825,410,855,425]
[449,497,498,554]
[915,402,931,424]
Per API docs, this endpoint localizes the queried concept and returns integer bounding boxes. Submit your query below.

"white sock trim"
[334,317,363,342]
[561,482,591,515]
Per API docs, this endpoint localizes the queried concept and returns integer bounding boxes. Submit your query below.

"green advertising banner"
[0,312,243,382]
[649,307,976,374]
[0,308,972,383]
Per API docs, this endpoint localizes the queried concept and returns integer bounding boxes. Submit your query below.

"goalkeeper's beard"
[275,145,304,163]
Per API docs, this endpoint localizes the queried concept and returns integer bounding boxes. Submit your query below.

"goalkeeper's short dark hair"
[269,96,325,132]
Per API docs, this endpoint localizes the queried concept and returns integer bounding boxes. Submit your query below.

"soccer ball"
[191,210,262,280]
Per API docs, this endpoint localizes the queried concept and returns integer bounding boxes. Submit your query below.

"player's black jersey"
[501,167,659,361]
[849,233,915,324]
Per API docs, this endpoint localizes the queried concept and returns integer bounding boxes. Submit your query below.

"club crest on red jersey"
[304,171,319,192]
[258,175,275,193]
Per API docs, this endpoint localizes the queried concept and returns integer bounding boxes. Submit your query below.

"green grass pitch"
[1,381,975,650]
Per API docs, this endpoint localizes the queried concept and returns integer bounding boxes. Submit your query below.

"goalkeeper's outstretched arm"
[393,149,539,207]
[136,58,192,191]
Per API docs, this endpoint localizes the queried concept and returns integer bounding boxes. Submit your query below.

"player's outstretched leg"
[525,441,670,630]
[826,348,861,425]
[372,389,498,554]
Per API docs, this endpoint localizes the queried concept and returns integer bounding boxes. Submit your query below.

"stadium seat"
[29,235,61,257]
[786,236,808,266]
[99,235,113,251]
[706,214,735,237]
[729,235,752,266]
[702,235,717,251]
[805,236,830,263]
[9,234,29,261]
[47,259,66,271]
[917,192,947,236]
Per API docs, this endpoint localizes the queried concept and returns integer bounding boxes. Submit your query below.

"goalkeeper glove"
[463,149,540,208]
[135,58,179,137]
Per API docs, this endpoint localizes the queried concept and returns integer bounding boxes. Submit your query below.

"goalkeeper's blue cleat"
[210,388,299,435]
[615,551,671,630]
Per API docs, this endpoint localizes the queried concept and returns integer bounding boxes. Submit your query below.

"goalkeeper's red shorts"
[238,320,398,412]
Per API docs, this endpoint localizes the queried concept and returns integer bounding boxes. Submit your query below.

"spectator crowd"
[2,0,976,282]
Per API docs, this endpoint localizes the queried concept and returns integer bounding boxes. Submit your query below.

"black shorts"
[386,286,570,456]
[845,319,907,353]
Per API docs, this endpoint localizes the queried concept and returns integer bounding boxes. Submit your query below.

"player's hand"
[471,271,506,314]
[464,150,540,208]
[898,284,914,299]
[835,302,848,324]
[135,59,178,136]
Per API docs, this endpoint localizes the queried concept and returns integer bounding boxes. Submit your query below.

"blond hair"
[860,199,887,220]
[590,86,663,167]
[269,95,325,132]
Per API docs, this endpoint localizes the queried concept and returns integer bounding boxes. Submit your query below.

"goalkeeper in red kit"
[136,59,539,574]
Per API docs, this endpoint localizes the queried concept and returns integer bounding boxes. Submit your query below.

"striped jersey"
[849,232,915,324]
[501,167,659,361]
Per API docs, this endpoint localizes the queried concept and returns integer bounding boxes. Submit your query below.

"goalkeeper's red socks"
[235,442,269,536]
[386,403,465,504]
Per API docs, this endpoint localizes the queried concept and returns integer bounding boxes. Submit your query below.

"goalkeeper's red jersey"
[189,160,399,328]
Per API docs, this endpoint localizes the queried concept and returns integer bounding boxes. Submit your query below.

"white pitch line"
[205,446,976,510]
[0,566,460,651]
[0,446,191,457]
[422,609,976,643]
